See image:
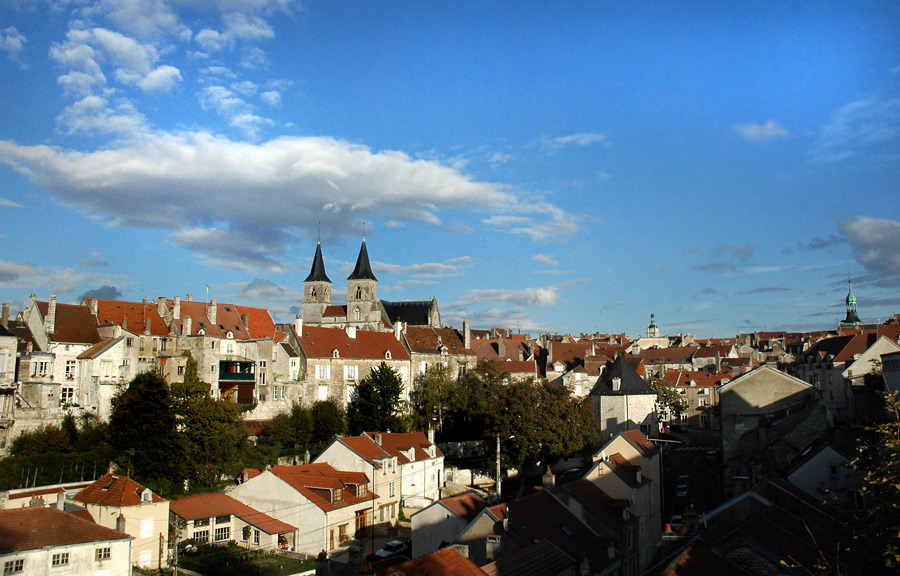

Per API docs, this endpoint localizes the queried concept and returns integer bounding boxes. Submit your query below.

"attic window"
[385,350,392,360]
[226,331,234,339]
[612,377,622,391]
[333,487,343,503]
[333,349,340,358]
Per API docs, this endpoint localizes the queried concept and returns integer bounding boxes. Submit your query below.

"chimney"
[393,322,402,341]
[142,297,148,304]
[242,313,249,332]
[347,325,357,339]
[542,465,555,489]
[183,315,192,336]
[636,468,642,483]
[1,303,8,329]
[90,298,98,316]
[28,293,36,311]
[116,513,126,532]
[157,297,166,318]
[173,296,181,320]
[427,426,435,444]
[46,295,57,334]
[145,318,151,335]
[497,336,506,358]
[374,433,382,446]
[463,319,471,349]
[304,448,311,465]
[56,491,65,510]
[121,316,127,331]
[207,299,217,324]
[186,294,193,302]
[29,496,44,507]
[295,315,303,336]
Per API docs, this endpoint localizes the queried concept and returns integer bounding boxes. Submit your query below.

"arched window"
[355,286,363,299]
[354,307,360,321]
[310,287,317,299]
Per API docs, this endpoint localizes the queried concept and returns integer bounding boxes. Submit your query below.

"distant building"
[589,355,658,439]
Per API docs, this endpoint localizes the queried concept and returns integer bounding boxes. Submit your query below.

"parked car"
[706,449,720,463]
[677,474,691,486]
[669,515,683,532]
[675,483,690,499]
[375,540,409,560]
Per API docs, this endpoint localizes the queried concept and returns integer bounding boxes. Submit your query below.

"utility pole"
[496,435,501,503]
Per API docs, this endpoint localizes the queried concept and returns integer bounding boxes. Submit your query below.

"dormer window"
[333,349,340,358]
[611,377,621,391]
[333,488,343,503]
[141,489,152,503]
[226,331,234,339]
[358,484,367,497]
[384,350,392,360]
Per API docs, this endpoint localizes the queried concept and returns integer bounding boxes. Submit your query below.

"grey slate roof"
[348,239,377,281]
[304,242,331,283]
[590,354,654,396]
[381,300,433,326]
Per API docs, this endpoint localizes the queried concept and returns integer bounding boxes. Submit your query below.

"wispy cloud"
[451,286,563,308]
[734,119,790,142]
[239,278,286,300]
[810,96,900,163]
[80,285,122,301]
[0,197,22,208]
[548,132,606,148]
[79,251,108,268]
[375,257,475,282]
[735,287,790,296]
[532,254,558,267]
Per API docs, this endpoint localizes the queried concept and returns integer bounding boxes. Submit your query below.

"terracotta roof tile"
[389,546,486,576]
[89,298,169,336]
[267,463,375,513]
[437,493,488,522]
[366,432,442,464]
[36,301,101,345]
[170,491,296,535]
[0,507,130,553]
[298,326,410,361]
[404,326,473,355]
[74,472,165,507]
[235,305,276,339]
[483,539,576,576]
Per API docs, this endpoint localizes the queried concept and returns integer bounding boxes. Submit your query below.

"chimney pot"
[295,315,303,336]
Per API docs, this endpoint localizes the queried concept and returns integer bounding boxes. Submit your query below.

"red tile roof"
[88,298,170,336]
[298,326,410,361]
[503,359,538,375]
[170,491,295,535]
[168,300,251,340]
[74,472,165,507]
[620,429,659,457]
[638,346,699,365]
[388,546,486,576]
[235,305,277,340]
[437,493,489,523]
[0,507,130,553]
[268,463,375,513]
[336,436,392,468]
[404,325,473,355]
[366,431,442,464]
[483,539,576,576]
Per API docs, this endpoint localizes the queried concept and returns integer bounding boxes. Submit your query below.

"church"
[302,239,442,331]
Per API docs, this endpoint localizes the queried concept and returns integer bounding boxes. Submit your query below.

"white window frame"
[214,526,230,542]
[51,553,69,567]
[65,360,76,379]
[344,365,358,381]
[315,364,331,380]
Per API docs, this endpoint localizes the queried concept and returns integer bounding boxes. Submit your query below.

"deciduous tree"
[347,362,406,435]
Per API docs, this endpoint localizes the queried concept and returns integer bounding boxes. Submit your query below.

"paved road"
[661,428,723,521]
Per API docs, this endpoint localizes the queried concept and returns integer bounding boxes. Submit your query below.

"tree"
[490,380,599,470]
[110,371,186,492]
[415,364,462,434]
[309,399,346,455]
[849,389,900,571]
[646,376,688,425]
[455,360,507,439]
[347,362,406,435]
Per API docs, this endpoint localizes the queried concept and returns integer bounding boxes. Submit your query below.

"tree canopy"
[347,362,407,435]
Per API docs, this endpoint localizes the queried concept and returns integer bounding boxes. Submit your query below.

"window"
[193,530,209,542]
[355,286,362,299]
[214,526,230,542]
[194,518,210,527]
[3,560,23,574]
[344,365,358,381]
[65,360,76,379]
[226,343,234,354]
[699,398,708,407]
[639,424,650,435]
[458,365,467,378]
[697,388,708,395]
[210,364,216,373]
[177,366,185,376]
[316,364,331,380]
[34,361,50,377]
[215,515,231,524]
[126,338,134,347]
[253,529,260,545]
[61,387,74,404]
[333,488,343,503]
[96,547,111,561]
[389,481,396,497]
[160,339,167,351]
[318,385,328,401]
[338,524,348,542]
[51,553,69,566]
[355,509,368,533]
[210,341,216,350]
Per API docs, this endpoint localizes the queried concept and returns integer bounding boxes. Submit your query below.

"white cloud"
[97,0,191,39]
[734,120,790,142]
[0,132,531,270]
[239,278,286,300]
[550,132,606,147]
[0,197,22,208]
[0,26,27,67]
[56,95,146,135]
[137,65,182,91]
[839,216,900,285]
[0,260,37,284]
[452,286,563,308]
[532,254,558,267]
[260,90,281,106]
[483,202,580,241]
[375,257,474,281]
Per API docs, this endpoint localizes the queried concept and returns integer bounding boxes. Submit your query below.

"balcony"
[219,358,256,382]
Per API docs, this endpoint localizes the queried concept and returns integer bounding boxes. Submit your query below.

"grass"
[175,541,314,576]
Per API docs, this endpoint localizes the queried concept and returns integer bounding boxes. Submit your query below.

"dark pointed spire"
[348,239,377,281]
[842,279,860,325]
[305,242,331,283]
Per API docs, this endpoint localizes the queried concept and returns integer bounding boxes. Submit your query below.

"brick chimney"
[46,295,57,334]
[242,313,249,332]
[183,315,192,336]
[116,513,126,532]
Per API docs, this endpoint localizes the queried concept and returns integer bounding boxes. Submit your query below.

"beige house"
[586,430,661,573]
[0,506,133,576]
[230,463,375,554]
[72,472,169,570]
[589,355,658,439]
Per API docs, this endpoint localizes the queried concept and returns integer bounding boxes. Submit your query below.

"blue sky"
[1,1,899,338]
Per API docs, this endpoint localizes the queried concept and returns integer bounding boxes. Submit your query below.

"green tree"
[646,376,688,425]
[310,399,346,455]
[110,371,186,492]
[455,360,507,439]
[347,362,406,435]
[850,389,900,571]
[415,364,461,434]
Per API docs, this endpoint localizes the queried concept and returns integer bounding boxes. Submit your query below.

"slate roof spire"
[842,279,860,325]
[348,238,377,281]
[305,242,331,283]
